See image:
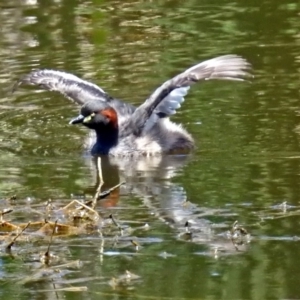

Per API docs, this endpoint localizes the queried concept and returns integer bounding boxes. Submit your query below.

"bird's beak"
[69,114,85,125]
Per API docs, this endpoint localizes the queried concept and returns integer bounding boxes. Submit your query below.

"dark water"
[1,0,300,299]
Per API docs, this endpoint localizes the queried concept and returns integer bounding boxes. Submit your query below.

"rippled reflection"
[1,0,300,299]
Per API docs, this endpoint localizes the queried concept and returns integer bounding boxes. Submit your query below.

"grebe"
[14,55,250,156]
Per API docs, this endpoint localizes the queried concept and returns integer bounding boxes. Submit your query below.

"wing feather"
[13,69,109,105]
[130,55,251,135]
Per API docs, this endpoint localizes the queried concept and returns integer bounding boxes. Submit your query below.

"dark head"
[69,101,118,130]
[69,101,119,155]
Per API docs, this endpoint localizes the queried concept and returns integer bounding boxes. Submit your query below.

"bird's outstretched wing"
[13,69,109,105]
[129,55,251,135]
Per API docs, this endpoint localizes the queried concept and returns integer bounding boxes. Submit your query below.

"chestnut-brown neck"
[92,108,119,155]
[101,107,118,129]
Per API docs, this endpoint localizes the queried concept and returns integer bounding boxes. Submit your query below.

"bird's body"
[14,55,250,157]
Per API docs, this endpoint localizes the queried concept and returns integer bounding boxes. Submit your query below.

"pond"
[0,0,300,299]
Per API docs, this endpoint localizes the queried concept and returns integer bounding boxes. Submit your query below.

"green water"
[0,0,300,299]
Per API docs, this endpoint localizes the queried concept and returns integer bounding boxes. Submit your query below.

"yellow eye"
[83,112,95,123]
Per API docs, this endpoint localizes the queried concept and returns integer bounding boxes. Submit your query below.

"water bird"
[14,55,250,157]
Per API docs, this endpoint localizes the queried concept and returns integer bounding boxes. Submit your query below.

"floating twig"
[6,222,31,251]
[41,220,58,265]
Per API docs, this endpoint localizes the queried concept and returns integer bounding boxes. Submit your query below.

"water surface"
[1,0,300,299]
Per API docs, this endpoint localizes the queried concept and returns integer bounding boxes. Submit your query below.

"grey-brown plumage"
[13,69,107,105]
[14,54,251,156]
[13,69,136,120]
[130,55,251,136]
